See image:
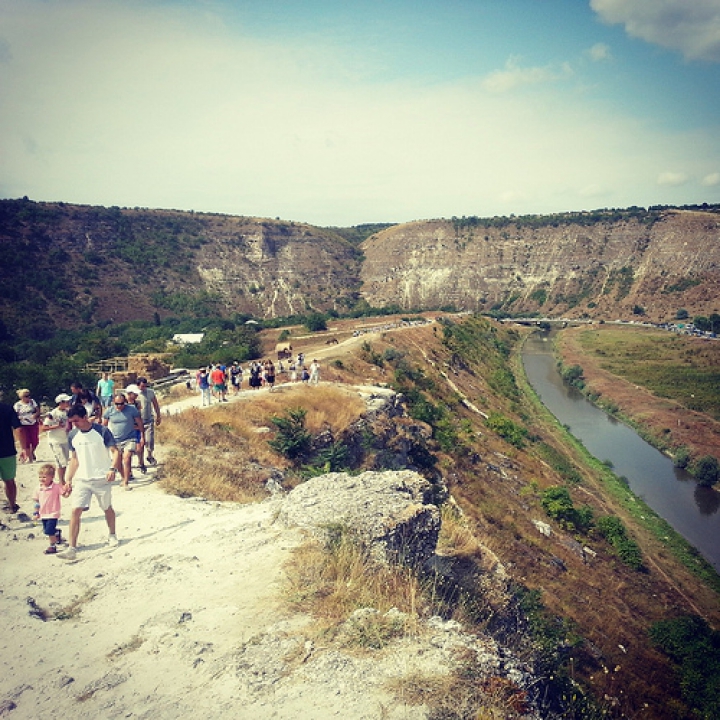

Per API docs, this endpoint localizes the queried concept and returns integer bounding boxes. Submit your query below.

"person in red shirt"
[210,365,228,403]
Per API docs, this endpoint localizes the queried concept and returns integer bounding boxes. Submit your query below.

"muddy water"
[522,330,720,571]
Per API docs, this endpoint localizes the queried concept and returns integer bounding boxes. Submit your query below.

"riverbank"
[516,329,720,593]
[555,325,720,464]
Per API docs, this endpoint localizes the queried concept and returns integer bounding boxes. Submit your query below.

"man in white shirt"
[57,404,120,561]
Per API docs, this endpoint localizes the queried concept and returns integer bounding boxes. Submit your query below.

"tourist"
[69,381,102,421]
[134,377,161,468]
[57,404,120,561]
[249,362,262,390]
[230,362,242,395]
[0,397,22,513]
[14,388,41,462]
[32,463,66,554]
[211,364,228,402]
[42,393,72,483]
[96,372,115,408]
[197,367,211,406]
[102,392,144,489]
[264,360,276,392]
[309,359,320,386]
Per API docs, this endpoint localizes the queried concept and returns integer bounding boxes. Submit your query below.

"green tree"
[694,316,711,332]
[304,312,328,332]
[694,456,719,487]
[710,313,720,334]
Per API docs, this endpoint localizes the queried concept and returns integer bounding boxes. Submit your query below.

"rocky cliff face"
[1,200,718,335]
[0,200,362,334]
[360,210,720,322]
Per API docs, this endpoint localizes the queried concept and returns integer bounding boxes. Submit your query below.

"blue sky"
[1,0,719,225]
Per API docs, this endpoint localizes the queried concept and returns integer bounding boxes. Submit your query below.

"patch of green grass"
[575,328,720,420]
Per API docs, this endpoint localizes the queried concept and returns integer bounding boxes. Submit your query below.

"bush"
[596,515,644,570]
[485,412,527,448]
[268,408,312,464]
[650,615,720,718]
[304,312,328,332]
[541,486,593,533]
[694,456,719,487]
[673,447,691,469]
[560,363,585,390]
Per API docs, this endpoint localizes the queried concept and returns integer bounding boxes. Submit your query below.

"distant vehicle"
[276,342,293,360]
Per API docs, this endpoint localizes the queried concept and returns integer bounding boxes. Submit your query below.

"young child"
[32,463,66,555]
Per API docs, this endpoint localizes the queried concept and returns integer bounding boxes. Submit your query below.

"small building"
[172,333,204,345]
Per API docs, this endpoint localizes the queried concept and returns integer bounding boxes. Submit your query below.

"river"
[522,329,720,571]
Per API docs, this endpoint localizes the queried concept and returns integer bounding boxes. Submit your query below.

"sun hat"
[55,393,73,403]
[125,384,141,394]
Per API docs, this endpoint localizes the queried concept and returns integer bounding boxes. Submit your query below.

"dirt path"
[0,338,461,720]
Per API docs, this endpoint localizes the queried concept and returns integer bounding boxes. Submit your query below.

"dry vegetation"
[150,316,720,718]
[157,384,366,501]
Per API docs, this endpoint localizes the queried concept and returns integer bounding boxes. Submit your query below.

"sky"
[1,0,719,226]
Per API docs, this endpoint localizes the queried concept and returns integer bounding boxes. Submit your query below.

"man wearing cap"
[133,378,161,469]
[102,392,144,489]
[42,393,73,484]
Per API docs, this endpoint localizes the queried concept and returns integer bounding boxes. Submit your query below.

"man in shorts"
[57,404,120,561]
[103,393,144,489]
[42,393,72,484]
[132,378,161,470]
[0,399,22,514]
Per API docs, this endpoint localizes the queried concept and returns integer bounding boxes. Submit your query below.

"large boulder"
[279,470,440,566]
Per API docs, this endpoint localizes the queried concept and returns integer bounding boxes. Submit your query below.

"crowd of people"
[0,375,162,560]
[194,355,320,405]
[1,352,322,561]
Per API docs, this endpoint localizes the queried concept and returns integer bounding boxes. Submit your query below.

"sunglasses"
[114,402,126,407]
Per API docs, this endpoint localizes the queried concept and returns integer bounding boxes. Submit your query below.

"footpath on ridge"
[1,317,506,720]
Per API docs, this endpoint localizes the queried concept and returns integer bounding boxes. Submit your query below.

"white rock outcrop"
[279,469,441,566]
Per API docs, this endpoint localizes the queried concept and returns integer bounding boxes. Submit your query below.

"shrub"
[304,312,328,332]
[485,412,527,449]
[596,515,644,570]
[560,364,584,386]
[650,615,720,718]
[268,408,312,464]
[694,456,719,487]
[540,486,593,533]
[673,447,691,469]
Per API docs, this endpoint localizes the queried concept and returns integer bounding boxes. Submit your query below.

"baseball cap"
[125,384,141,394]
[55,393,72,403]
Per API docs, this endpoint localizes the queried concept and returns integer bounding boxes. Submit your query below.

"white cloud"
[657,171,689,186]
[587,42,612,62]
[481,56,573,93]
[590,0,720,62]
[0,1,717,224]
[702,172,720,186]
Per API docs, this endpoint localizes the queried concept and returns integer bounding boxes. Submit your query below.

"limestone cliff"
[1,199,718,335]
[360,210,720,322]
